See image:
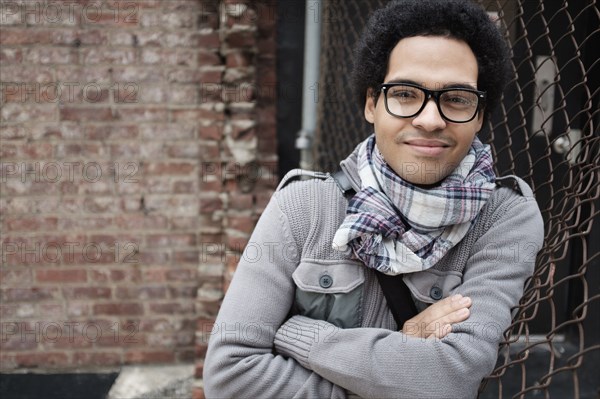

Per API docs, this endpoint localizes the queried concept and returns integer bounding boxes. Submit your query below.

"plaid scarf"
[332,134,496,275]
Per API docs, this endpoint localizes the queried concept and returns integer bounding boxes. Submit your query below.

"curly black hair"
[352,0,511,124]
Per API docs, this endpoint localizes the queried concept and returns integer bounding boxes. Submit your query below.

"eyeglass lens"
[385,85,479,122]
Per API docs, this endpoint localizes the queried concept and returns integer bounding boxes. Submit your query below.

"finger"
[419,295,472,325]
[426,323,452,340]
[428,307,471,331]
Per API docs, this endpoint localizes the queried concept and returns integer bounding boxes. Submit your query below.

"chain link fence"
[313,0,599,397]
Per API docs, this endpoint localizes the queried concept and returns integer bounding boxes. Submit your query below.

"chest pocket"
[292,259,365,328]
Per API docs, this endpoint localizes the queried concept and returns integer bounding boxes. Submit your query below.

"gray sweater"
[203,157,544,399]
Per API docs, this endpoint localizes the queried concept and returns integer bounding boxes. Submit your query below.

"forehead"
[384,36,479,87]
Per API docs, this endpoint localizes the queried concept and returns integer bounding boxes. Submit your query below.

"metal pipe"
[295,0,322,170]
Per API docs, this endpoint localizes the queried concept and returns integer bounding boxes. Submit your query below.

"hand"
[401,294,472,339]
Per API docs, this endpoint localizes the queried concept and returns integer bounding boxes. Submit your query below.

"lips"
[403,138,451,157]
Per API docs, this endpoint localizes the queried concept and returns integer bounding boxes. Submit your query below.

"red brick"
[228,215,257,235]
[93,303,144,316]
[0,126,28,140]
[114,214,168,229]
[168,68,222,84]
[166,267,197,281]
[139,123,196,140]
[145,162,195,175]
[166,143,200,158]
[199,124,223,140]
[82,7,139,27]
[198,50,221,66]
[0,143,18,158]
[258,36,276,54]
[226,51,253,68]
[114,84,140,103]
[14,352,70,368]
[85,125,139,140]
[200,179,223,192]
[146,233,196,247]
[171,250,199,264]
[171,108,225,122]
[226,31,256,48]
[21,143,55,159]
[141,48,197,67]
[0,65,55,83]
[199,196,223,214]
[0,334,38,352]
[0,48,23,63]
[25,47,78,65]
[167,285,197,298]
[199,143,221,161]
[192,386,206,399]
[138,250,170,266]
[115,107,168,122]
[111,66,162,82]
[55,143,106,158]
[94,328,146,347]
[60,107,114,122]
[229,194,254,210]
[89,268,142,284]
[197,32,220,49]
[73,352,122,366]
[1,104,56,123]
[5,216,58,231]
[176,349,195,362]
[42,334,93,350]
[82,197,120,213]
[36,269,87,283]
[125,350,175,364]
[66,303,90,317]
[149,302,195,315]
[0,269,32,286]
[62,287,112,299]
[115,286,167,300]
[0,29,54,45]
[173,180,197,193]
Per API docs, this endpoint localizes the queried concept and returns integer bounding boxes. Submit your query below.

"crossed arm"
[203,192,543,398]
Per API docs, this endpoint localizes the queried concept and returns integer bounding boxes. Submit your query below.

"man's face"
[364,36,484,186]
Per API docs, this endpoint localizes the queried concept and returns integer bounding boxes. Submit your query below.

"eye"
[388,86,420,100]
[442,91,477,107]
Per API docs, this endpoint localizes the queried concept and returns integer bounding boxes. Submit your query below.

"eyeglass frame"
[376,82,487,123]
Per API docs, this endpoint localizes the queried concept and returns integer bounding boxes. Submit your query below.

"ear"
[364,88,376,124]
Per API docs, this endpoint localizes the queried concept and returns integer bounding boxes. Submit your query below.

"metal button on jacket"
[430,286,443,300]
[319,274,333,288]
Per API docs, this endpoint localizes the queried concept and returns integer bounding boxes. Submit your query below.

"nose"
[412,98,446,132]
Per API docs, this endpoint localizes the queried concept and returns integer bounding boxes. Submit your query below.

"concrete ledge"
[107,364,194,399]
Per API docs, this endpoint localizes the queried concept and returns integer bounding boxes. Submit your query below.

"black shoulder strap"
[331,169,356,198]
[330,169,418,329]
[375,272,419,328]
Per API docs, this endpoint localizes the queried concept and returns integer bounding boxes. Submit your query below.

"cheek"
[455,134,477,159]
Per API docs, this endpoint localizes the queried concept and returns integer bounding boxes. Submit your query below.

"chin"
[390,160,448,186]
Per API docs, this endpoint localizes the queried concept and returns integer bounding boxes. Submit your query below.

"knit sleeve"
[202,190,347,399]
[273,194,544,399]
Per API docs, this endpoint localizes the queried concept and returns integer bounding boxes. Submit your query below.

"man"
[203,1,544,398]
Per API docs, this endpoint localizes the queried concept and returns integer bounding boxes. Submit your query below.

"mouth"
[403,138,451,157]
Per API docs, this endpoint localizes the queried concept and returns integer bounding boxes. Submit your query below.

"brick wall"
[0,0,277,379]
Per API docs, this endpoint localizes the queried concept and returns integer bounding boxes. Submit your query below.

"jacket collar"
[339,145,362,193]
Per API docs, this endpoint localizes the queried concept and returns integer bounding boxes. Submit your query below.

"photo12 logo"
[0,162,139,184]
[1,241,139,265]
[0,2,139,25]
[0,82,138,104]
[1,321,139,344]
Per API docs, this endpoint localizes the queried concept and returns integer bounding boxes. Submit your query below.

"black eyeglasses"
[378,83,486,123]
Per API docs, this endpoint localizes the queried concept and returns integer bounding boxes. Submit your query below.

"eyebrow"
[384,78,478,91]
